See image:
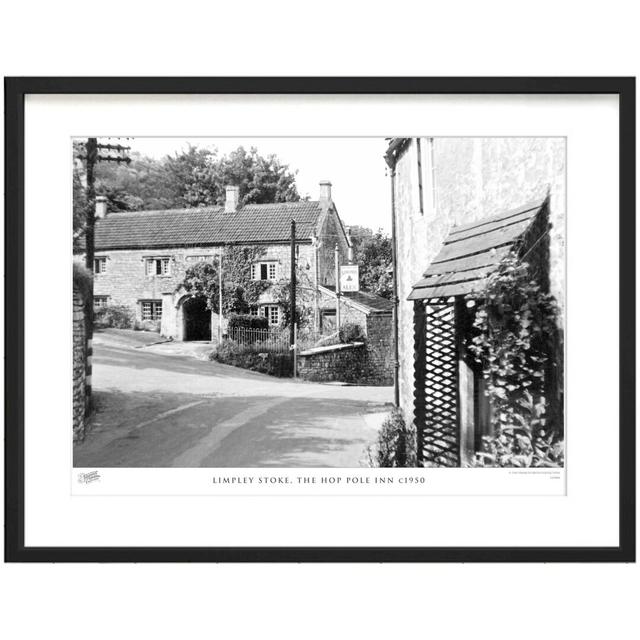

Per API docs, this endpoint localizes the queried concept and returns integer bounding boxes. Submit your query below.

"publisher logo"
[78,470,101,484]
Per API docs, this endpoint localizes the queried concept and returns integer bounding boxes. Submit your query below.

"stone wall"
[73,287,86,442]
[315,288,394,385]
[339,302,394,385]
[394,137,566,426]
[364,313,394,386]
[296,307,393,386]
[297,342,367,383]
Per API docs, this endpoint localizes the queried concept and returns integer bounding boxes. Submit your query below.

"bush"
[72,261,92,302]
[211,339,243,362]
[473,430,564,468]
[210,340,292,377]
[227,313,269,331]
[94,305,134,329]
[339,322,365,344]
[134,319,161,333]
[365,409,417,467]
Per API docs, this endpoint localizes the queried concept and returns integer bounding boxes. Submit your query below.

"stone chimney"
[95,195,108,219]
[319,180,332,202]
[346,227,354,263]
[225,185,240,213]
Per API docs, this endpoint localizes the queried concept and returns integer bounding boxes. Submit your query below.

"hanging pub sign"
[340,264,359,292]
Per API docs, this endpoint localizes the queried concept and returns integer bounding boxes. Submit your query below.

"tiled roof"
[322,285,394,314]
[408,199,547,301]
[344,290,394,313]
[93,201,324,250]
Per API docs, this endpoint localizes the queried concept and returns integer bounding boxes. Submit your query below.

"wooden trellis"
[422,300,459,466]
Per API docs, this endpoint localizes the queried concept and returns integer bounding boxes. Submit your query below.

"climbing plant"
[466,253,563,467]
[271,264,316,328]
[180,245,271,314]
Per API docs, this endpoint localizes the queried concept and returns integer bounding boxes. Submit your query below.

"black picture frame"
[4,77,636,563]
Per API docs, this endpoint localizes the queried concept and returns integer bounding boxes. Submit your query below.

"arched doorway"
[183,296,211,341]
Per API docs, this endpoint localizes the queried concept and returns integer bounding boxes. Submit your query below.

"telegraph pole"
[290,219,296,352]
[218,251,223,343]
[334,243,341,332]
[84,138,98,274]
[78,138,131,409]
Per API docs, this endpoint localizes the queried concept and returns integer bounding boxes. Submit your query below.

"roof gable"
[93,201,324,250]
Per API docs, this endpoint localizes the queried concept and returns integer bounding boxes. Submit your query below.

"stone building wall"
[394,137,566,425]
[73,287,86,442]
[94,242,319,340]
[316,205,350,287]
[94,242,316,314]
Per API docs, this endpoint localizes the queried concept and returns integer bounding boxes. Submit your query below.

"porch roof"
[408,199,547,301]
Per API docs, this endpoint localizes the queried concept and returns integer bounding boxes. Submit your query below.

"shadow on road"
[75,389,388,468]
[94,342,299,384]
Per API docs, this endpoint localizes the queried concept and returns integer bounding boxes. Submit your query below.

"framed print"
[4,77,635,562]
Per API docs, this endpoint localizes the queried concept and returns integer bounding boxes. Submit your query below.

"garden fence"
[227,325,340,355]
[226,326,290,354]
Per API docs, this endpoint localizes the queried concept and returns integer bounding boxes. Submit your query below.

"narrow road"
[74,330,393,468]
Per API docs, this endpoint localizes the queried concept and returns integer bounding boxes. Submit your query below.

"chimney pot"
[346,226,354,263]
[95,196,108,219]
[225,185,240,213]
[319,180,332,202]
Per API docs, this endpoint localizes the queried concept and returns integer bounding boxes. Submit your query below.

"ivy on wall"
[466,253,564,468]
[271,264,316,328]
[180,245,271,314]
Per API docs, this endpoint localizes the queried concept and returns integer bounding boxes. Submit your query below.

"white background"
[1,2,638,640]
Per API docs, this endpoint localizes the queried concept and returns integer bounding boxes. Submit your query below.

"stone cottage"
[89,181,352,341]
[386,137,565,466]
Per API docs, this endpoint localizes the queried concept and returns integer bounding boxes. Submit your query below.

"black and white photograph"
[72,136,565,471]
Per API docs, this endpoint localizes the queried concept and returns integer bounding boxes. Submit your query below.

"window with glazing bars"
[267,305,279,325]
[145,257,170,276]
[94,257,107,274]
[252,262,278,281]
[141,300,162,321]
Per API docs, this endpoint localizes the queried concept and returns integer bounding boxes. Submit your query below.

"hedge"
[227,313,269,331]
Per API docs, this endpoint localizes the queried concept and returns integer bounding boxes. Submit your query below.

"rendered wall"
[394,137,566,425]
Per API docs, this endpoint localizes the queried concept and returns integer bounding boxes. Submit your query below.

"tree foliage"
[73,143,301,237]
[349,226,393,299]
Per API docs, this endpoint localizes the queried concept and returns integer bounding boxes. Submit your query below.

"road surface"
[74,330,393,468]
